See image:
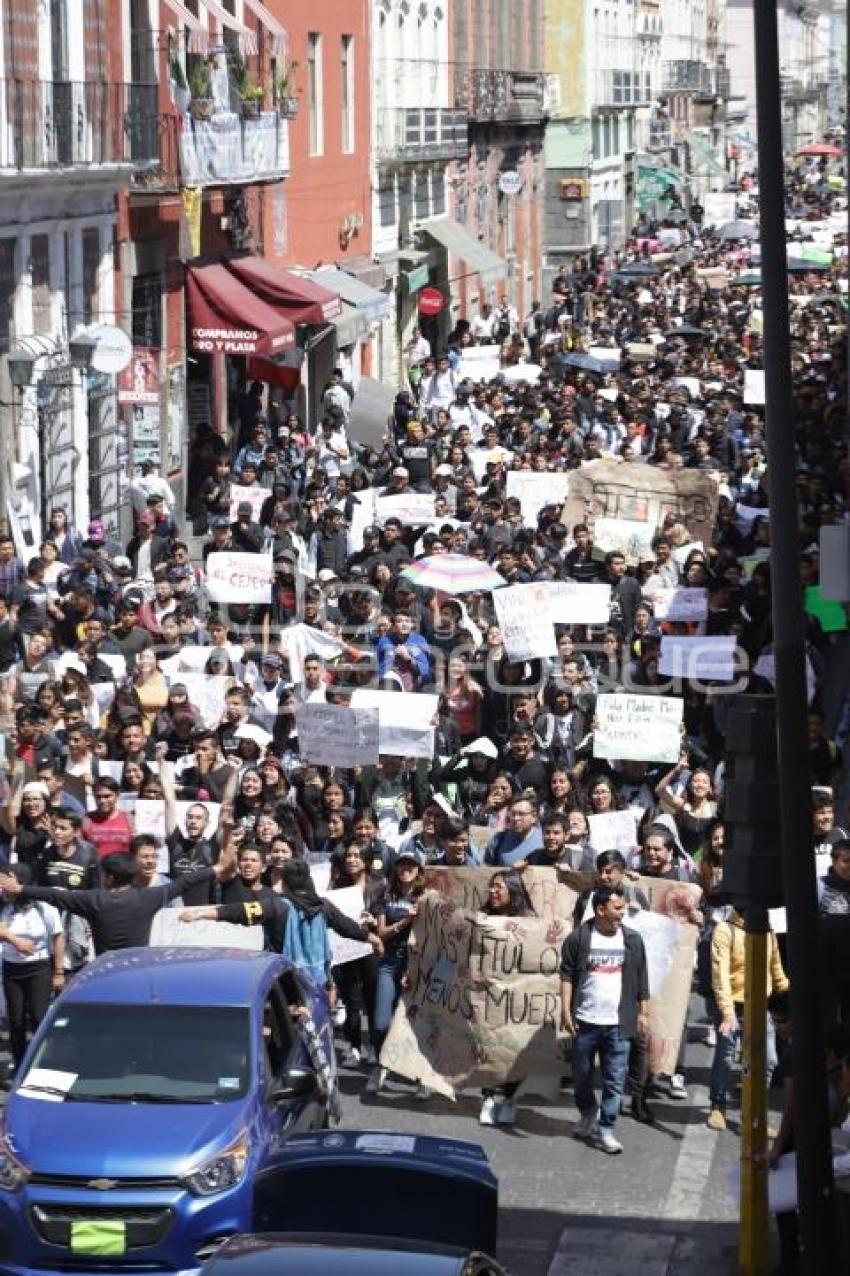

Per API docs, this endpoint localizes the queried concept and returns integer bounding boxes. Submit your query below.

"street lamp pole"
[751,2,838,1271]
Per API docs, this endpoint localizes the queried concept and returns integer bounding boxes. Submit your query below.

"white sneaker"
[495,1100,515,1127]
[340,1047,361,1069]
[479,1095,497,1126]
[597,1129,623,1155]
[333,1004,347,1027]
[572,1109,598,1140]
[668,1073,688,1100]
[365,1066,386,1094]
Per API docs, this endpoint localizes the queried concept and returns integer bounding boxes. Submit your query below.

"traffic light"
[722,694,784,908]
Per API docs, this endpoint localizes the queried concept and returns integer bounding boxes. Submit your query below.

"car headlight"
[183,1132,250,1197]
[0,1132,30,1192]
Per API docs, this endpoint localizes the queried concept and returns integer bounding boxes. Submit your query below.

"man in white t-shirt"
[560,885,650,1154]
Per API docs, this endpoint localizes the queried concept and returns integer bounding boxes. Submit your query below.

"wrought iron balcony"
[133,108,290,191]
[0,79,158,172]
[375,108,468,163]
[454,68,545,123]
[661,60,713,96]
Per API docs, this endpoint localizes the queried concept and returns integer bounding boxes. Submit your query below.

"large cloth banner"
[593,692,684,763]
[205,551,273,604]
[381,867,699,1095]
[562,459,719,554]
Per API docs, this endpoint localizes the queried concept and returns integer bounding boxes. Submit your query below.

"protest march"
[0,149,847,1261]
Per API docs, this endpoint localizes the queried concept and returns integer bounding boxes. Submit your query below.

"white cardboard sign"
[205,551,273,604]
[593,693,684,763]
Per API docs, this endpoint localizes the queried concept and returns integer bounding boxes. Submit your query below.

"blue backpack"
[281,903,332,988]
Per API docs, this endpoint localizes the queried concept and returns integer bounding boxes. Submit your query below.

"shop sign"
[405,264,430,293]
[418,286,446,317]
[498,170,523,195]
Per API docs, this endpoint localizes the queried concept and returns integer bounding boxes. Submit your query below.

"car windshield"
[23,1004,251,1103]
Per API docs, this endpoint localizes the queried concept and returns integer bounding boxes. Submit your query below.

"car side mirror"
[271,1067,319,1104]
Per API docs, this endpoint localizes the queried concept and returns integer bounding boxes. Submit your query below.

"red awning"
[187,264,295,356]
[225,256,343,324]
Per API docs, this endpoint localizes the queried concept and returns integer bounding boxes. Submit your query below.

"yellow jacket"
[710,911,789,1018]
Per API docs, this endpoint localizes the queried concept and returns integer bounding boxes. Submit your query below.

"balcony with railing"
[132,107,290,192]
[0,80,158,174]
[595,69,652,110]
[454,68,546,123]
[375,108,468,164]
[646,114,672,151]
[661,60,713,96]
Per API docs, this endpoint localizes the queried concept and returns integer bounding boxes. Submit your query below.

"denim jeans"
[572,1021,631,1131]
[373,948,408,1044]
[708,1000,777,1108]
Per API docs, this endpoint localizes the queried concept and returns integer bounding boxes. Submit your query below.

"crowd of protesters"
[0,156,848,1245]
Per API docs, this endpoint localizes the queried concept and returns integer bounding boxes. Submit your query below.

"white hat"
[461,737,499,760]
[234,723,273,749]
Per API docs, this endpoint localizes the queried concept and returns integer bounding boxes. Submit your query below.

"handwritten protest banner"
[150,910,262,951]
[384,867,699,1092]
[172,673,231,729]
[659,635,738,681]
[743,369,766,405]
[320,885,372,966]
[458,344,502,383]
[229,483,267,522]
[493,583,557,661]
[587,810,639,854]
[373,493,435,527]
[506,472,571,528]
[134,798,221,842]
[563,459,719,552]
[591,517,655,565]
[296,702,380,767]
[548,581,611,626]
[350,689,438,759]
[593,692,684,763]
[643,586,708,623]
[205,551,273,604]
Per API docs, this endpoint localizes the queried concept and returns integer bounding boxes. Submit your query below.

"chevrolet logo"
[87,1178,119,1191]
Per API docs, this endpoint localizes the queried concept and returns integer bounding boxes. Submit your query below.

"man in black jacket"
[560,885,650,1154]
[604,550,642,636]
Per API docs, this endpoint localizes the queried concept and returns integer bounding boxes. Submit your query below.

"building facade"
[0,0,157,543]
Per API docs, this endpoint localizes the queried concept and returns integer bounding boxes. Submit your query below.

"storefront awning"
[204,0,258,55]
[187,264,295,356]
[225,257,342,324]
[419,217,507,283]
[162,0,209,51]
[241,0,287,55]
[300,266,391,323]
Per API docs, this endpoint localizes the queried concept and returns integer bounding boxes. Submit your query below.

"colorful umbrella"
[796,143,841,157]
[400,554,507,595]
[731,271,761,286]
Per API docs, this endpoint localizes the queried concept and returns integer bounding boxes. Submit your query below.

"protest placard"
[296,702,380,767]
[593,692,684,763]
[493,582,557,661]
[591,517,655,566]
[659,635,738,681]
[373,493,436,527]
[671,539,705,568]
[382,867,699,1093]
[547,581,612,626]
[458,344,502,383]
[743,369,766,405]
[505,472,570,528]
[350,689,439,759]
[423,864,582,923]
[172,673,230,728]
[587,345,621,366]
[320,886,373,966]
[134,798,221,841]
[703,192,737,226]
[348,377,395,450]
[563,459,719,551]
[819,523,850,602]
[205,551,273,604]
[150,910,262,951]
[587,810,639,854]
[643,586,708,623]
[228,483,267,523]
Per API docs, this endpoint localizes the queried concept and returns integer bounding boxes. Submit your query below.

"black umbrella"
[551,352,620,376]
[716,219,758,241]
[613,261,660,277]
[663,325,708,341]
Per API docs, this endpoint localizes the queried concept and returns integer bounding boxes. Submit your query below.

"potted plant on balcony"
[188,59,214,120]
[236,65,265,119]
[276,60,300,118]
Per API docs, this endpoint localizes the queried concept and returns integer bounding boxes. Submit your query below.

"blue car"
[0,947,334,1276]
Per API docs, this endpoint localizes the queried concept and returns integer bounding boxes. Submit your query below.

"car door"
[273,971,330,1130]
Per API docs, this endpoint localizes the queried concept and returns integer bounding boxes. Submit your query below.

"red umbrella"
[796,143,842,157]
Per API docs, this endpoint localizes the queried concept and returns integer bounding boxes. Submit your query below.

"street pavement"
[337,1009,746,1276]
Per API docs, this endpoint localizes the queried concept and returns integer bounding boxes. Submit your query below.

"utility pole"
[739,907,769,1276]
[750,2,837,1271]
